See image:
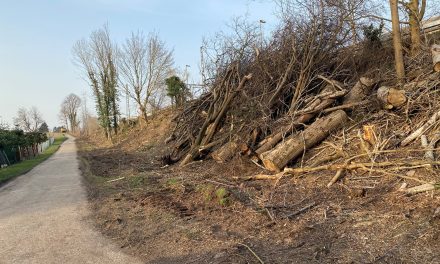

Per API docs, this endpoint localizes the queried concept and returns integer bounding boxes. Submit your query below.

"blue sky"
[0,0,278,128]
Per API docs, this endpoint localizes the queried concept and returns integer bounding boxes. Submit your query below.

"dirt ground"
[78,109,440,264]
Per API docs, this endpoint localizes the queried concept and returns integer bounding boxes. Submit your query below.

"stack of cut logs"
[171,46,440,176]
[212,77,376,171]
[210,47,440,172]
[211,75,431,172]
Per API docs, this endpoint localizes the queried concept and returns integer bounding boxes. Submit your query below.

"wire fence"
[0,137,55,168]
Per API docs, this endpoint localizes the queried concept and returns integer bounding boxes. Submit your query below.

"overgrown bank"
[78,109,440,263]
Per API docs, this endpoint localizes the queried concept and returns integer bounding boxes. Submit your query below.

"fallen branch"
[322,100,369,114]
[401,110,440,146]
[284,160,440,174]
[106,177,125,183]
[237,243,265,264]
[285,202,316,219]
[234,172,285,181]
[406,183,440,194]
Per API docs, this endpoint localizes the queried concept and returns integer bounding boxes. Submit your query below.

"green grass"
[0,136,67,185]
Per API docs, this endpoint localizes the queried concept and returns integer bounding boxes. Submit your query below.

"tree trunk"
[260,110,348,172]
[432,45,440,72]
[390,0,406,81]
[408,0,422,56]
[212,142,239,163]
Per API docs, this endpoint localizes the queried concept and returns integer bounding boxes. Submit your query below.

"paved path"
[0,136,141,264]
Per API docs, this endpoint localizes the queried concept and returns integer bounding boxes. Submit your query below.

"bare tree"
[59,104,69,130]
[72,25,119,140]
[118,31,174,122]
[14,106,44,132]
[80,92,91,136]
[60,93,81,133]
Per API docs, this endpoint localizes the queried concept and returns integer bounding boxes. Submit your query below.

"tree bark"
[256,82,345,156]
[390,0,406,81]
[408,0,422,56]
[260,110,348,172]
[342,77,374,105]
[212,142,239,163]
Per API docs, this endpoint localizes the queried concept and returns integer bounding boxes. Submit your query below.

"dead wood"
[342,77,374,105]
[322,100,369,114]
[421,135,434,161]
[284,160,440,174]
[377,86,407,109]
[406,183,439,194]
[427,133,440,160]
[180,72,252,166]
[212,141,239,163]
[285,202,316,219]
[260,110,348,172]
[256,82,345,156]
[432,44,440,72]
[401,110,440,146]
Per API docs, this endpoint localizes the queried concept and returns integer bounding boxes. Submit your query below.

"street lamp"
[185,64,190,87]
[259,19,266,46]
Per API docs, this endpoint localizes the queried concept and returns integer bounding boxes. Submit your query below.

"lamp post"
[259,19,266,46]
[185,64,190,87]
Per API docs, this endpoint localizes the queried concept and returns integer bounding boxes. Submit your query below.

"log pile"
[163,15,440,194]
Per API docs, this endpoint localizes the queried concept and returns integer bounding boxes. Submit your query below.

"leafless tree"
[200,16,259,88]
[14,106,44,132]
[59,105,69,131]
[72,25,119,140]
[118,31,174,122]
[60,93,81,133]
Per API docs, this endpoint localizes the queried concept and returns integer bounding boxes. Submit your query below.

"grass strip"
[0,136,67,185]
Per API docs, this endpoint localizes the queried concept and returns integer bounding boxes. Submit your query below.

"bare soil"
[78,109,440,264]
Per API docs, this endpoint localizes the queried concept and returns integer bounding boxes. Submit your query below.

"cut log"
[212,142,239,163]
[342,77,374,105]
[432,44,440,72]
[260,110,348,172]
[377,86,407,109]
[256,82,344,156]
